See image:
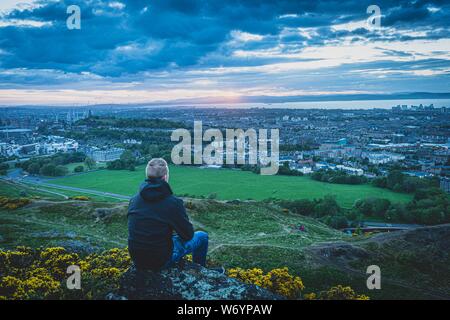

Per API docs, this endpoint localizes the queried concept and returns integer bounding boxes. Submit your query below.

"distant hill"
[2,92,450,108]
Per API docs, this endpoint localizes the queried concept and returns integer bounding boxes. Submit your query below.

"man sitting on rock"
[127,158,209,271]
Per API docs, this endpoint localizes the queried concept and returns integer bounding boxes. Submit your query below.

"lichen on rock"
[108,262,283,300]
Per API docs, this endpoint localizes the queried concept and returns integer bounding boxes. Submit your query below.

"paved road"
[6,168,23,179]
[24,179,131,201]
[342,221,424,233]
[362,221,423,229]
[5,168,131,201]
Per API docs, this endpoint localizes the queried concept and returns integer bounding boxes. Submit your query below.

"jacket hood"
[139,178,173,202]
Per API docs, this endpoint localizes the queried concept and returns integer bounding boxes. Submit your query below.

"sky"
[0,0,449,106]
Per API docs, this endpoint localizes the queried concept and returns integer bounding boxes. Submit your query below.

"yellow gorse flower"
[0,196,31,210]
[318,285,370,300]
[0,246,369,300]
[0,246,132,300]
[227,267,304,299]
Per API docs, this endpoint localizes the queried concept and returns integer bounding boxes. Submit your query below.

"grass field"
[49,165,412,207]
[63,162,106,173]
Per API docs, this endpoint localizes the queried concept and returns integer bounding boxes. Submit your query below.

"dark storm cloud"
[0,0,449,84]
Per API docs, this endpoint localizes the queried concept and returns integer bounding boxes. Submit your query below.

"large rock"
[107,262,283,300]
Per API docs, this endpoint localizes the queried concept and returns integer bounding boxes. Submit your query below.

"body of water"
[171,99,450,110]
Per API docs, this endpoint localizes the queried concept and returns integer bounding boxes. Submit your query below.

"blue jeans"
[165,231,208,268]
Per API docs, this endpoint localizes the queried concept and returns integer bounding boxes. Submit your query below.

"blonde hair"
[145,158,168,179]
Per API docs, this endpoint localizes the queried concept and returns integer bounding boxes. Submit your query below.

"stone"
[107,262,283,300]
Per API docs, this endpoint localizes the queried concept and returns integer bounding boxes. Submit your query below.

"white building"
[41,140,79,154]
[296,166,312,174]
[366,152,405,164]
[87,147,125,162]
[336,165,364,176]
[123,139,142,145]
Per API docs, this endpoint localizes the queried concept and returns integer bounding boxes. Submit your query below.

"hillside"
[1,194,449,299]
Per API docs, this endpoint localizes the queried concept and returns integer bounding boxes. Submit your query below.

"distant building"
[440,177,450,194]
[314,144,360,160]
[336,165,364,176]
[18,143,39,156]
[404,171,432,179]
[366,152,405,164]
[315,162,333,170]
[123,139,142,145]
[86,147,125,162]
[425,165,450,176]
[41,136,79,154]
[296,166,312,174]
[0,143,12,157]
[0,128,32,140]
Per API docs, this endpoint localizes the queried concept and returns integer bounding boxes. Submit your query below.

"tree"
[385,203,406,222]
[353,198,391,218]
[84,157,96,170]
[372,176,387,188]
[0,163,9,175]
[120,150,135,163]
[280,199,315,216]
[73,165,84,173]
[314,195,341,218]
[54,165,69,176]
[120,150,137,171]
[27,163,41,175]
[40,164,56,176]
[345,209,363,224]
[312,169,366,185]
[322,214,348,229]
[372,198,391,218]
[414,187,445,201]
[278,161,303,176]
[386,170,404,190]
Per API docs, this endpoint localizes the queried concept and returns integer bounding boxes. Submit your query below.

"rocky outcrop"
[107,262,283,300]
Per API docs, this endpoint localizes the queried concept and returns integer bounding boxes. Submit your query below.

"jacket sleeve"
[170,199,194,241]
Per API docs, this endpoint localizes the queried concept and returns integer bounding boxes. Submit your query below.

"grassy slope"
[0,180,65,200]
[49,165,412,208]
[1,195,447,299]
[0,180,121,203]
[32,184,123,202]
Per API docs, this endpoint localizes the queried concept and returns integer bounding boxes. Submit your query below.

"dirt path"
[25,185,69,200]
[21,180,130,201]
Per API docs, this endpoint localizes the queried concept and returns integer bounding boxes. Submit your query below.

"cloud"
[0,0,449,104]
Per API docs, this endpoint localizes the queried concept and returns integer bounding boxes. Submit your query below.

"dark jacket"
[127,178,194,270]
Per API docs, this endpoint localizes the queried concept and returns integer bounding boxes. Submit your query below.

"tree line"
[311,169,367,185]
[16,152,86,177]
[278,184,450,228]
[372,169,438,193]
[75,116,185,129]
